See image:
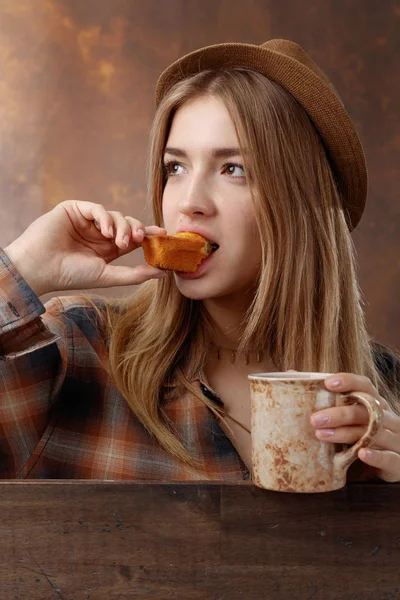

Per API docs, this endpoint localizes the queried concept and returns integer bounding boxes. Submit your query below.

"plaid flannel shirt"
[0,248,249,480]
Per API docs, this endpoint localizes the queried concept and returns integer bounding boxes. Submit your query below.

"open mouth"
[204,239,219,256]
[210,242,219,253]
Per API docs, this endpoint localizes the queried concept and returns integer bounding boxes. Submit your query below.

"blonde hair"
[98,69,399,466]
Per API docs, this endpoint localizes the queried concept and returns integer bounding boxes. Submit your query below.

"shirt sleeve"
[0,248,70,477]
[0,248,62,355]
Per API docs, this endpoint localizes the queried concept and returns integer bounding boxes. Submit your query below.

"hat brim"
[156,42,367,231]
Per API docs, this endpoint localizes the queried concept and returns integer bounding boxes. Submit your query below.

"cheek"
[161,191,176,228]
[240,212,262,252]
[241,220,262,274]
[224,216,261,273]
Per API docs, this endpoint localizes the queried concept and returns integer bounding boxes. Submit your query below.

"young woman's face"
[162,95,262,304]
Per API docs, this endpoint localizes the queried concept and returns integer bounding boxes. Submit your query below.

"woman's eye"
[223,163,246,178]
[163,161,185,176]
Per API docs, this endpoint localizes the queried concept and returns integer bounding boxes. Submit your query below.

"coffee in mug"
[248,372,383,493]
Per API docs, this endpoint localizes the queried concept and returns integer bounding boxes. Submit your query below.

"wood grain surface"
[0,481,399,599]
[0,0,399,347]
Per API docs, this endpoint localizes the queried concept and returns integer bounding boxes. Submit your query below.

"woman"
[1,39,399,481]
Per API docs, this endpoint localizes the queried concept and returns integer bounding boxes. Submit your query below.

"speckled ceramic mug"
[248,372,383,493]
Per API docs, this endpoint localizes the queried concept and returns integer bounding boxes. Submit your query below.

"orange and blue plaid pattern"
[0,249,248,480]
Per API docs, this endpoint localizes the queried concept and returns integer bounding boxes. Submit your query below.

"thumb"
[98,264,167,287]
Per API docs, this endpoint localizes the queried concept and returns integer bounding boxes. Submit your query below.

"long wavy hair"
[97,68,399,465]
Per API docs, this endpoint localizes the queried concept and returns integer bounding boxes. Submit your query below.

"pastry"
[142,232,218,272]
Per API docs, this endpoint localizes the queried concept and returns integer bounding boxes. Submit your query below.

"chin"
[173,275,236,302]
[174,278,212,300]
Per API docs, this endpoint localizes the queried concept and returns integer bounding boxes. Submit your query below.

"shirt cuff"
[0,247,46,333]
[0,248,60,356]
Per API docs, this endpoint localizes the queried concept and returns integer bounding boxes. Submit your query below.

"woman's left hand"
[310,373,400,482]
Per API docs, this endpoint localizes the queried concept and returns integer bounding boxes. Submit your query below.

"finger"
[358,448,400,483]
[374,395,391,412]
[97,263,167,287]
[74,202,146,246]
[311,404,369,428]
[108,212,134,249]
[325,373,393,421]
[311,406,400,433]
[76,202,115,239]
[123,217,154,244]
[324,372,385,401]
[315,425,400,452]
[144,226,167,236]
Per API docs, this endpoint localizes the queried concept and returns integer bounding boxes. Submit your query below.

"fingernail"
[123,235,130,248]
[108,226,114,237]
[137,228,145,238]
[317,429,335,438]
[326,377,342,388]
[311,413,330,427]
[154,272,167,279]
[361,449,373,459]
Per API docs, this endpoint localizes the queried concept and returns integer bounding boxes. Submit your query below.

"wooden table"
[1,481,399,599]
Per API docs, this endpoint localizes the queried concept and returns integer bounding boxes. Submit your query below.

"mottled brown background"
[0,0,399,348]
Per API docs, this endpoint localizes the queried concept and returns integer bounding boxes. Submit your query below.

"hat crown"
[261,39,341,102]
[261,39,330,84]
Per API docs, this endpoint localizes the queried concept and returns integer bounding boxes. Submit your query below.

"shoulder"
[43,294,120,342]
[44,294,109,319]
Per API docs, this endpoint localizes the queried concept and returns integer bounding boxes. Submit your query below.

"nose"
[178,173,216,218]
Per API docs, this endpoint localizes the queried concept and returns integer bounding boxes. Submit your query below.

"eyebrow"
[163,147,244,159]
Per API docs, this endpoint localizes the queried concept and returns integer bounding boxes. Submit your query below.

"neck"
[201,295,277,371]
[202,294,252,348]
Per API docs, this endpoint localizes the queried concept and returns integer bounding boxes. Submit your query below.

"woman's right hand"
[4,200,167,296]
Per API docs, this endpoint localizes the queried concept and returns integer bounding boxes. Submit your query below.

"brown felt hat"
[156,39,367,230]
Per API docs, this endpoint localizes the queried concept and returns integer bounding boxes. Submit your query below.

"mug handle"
[334,391,384,472]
